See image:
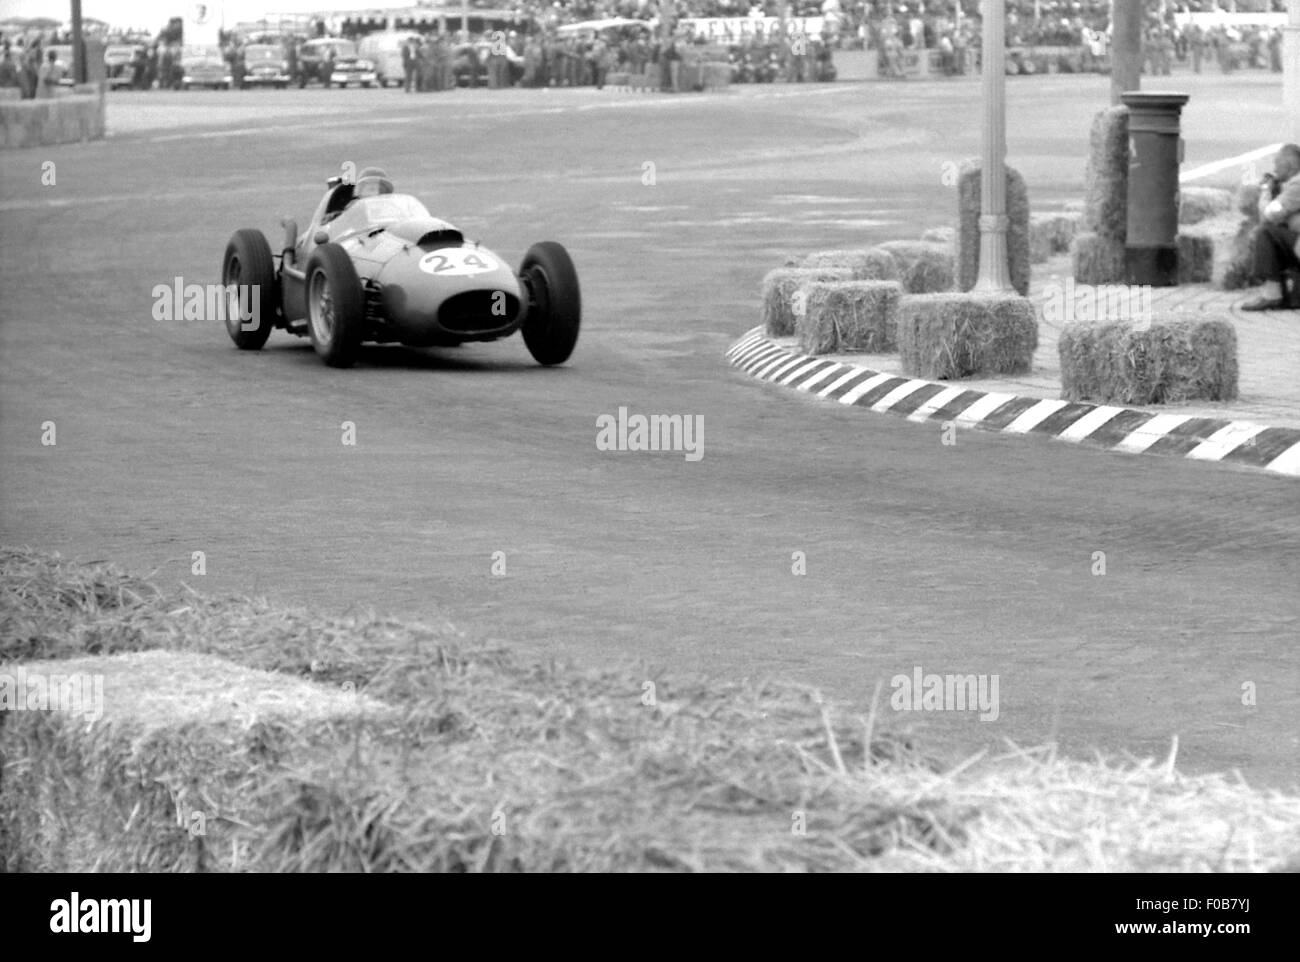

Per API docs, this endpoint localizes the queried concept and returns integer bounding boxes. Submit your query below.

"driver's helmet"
[354,166,394,198]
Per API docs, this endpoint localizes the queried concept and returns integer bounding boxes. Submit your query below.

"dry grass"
[799,249,901,282]
[1083,106,1128,241]
[798,280,903,354]
[1058,319,1239,404]
[898,292,1039,380]
[1072,231,1128,285]
[1176,232,1215,284]
[1179,186,1234,226]
[761,267,854,336]
[3,547,1298,872]
[876,240,956,295]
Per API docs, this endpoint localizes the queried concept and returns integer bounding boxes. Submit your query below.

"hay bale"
[897,292,1039,380]
[799,249,900,281]
[1058,319,1238,404]
[1082,106,1128,241]
[1072,231,1128,285]
[1178,186,1233,226]
[1235,182,1262,221]
[875,240,956,294]
[797,280,904,354]
[761,267,854,336]
[955,159,1032,296]
[0,650,392,871]
[1176,232,1215,284]
[1030,211,1082,263]
[921,226,957,246]
[1222,218,1261,290]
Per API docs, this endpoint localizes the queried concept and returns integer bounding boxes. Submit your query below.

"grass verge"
[2,546,1298,872]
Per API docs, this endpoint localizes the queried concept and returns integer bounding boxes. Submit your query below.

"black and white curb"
[726,327,1300,478]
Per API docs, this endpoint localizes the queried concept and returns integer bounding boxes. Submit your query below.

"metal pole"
[70,0,86,83]
[1110,0,1142,106]
[1286,0,1300,144]
[974,0,1012,291]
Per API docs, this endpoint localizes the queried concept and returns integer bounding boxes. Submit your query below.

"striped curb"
[726,327,1300,479]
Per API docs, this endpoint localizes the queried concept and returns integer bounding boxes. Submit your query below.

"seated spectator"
[1242,143,1300,311]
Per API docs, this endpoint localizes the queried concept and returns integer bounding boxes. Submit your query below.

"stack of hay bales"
[1030,211,1083,264]
[897,292,1039,379]
[796,280,904,354]
[1178,186,1233,226]
[875,240,956,293]
[921,226,957,246]
[1176,233,1215,284]
[799,248,901,281]
[1058,319,1238,404]
[954,158,1032,296]
[1072,106,1129,284]
[761,266,854,336]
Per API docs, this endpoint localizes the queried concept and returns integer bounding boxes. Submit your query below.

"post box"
[1120,91,1189,286]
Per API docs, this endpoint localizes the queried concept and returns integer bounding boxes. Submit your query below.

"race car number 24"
[419,249,498,277]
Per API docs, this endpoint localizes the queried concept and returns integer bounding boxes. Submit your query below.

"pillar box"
[1120,91,1189,286]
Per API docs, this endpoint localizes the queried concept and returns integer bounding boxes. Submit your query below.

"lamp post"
[1286,0,1300,143]
[974,0,1013,291]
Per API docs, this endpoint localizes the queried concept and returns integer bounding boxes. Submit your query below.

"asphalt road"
[1,74,1296,787]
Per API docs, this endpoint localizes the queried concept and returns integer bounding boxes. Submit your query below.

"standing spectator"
[0,49,17,90]
[402,35,417,92]
[21,42,40,99]
[665,33,682,92]
[1187,23,1204,74]
[36,48,63,98]
[591,36,611,89]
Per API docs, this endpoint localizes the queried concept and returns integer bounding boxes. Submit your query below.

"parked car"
[298,38,376,88]
[357,31,406,87]
[181,44,232,90]
[104,44,144,89]
[220,167,580,368]
[241,42,291,88]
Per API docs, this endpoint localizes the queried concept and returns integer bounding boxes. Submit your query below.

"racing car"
[220,167,579,368]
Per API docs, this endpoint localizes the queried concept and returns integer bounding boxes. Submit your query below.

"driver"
[353,166,394,198]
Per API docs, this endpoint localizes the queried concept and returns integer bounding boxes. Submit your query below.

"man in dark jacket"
[1242,144,1300,311]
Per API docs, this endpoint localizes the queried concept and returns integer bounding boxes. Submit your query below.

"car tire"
[221,228,279,350]
[305,243,364,367]
[519,241,580,366]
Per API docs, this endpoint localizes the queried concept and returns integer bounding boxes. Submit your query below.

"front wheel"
[305,243,364,367]
[519,241,580,366]
[221,228,279,350]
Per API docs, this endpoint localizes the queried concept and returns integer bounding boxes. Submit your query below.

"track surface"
[2,74,1297,786]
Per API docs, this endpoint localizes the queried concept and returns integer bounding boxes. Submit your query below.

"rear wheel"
[221,229,279,350]
[305,243,365,367]
[519,242,580,366]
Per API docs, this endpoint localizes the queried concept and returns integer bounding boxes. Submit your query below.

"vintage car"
[298,38,377,87]
[181,44,232,90]
[104,43,144,89]
[220,168,580,368]
[241,42,291,88]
